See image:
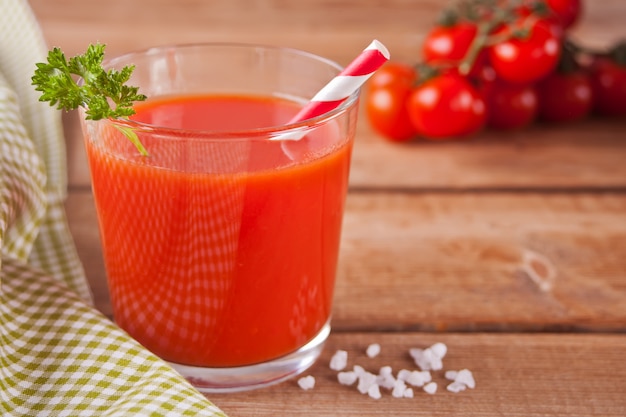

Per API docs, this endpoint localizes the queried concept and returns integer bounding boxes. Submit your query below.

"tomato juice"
[84,94,355,367]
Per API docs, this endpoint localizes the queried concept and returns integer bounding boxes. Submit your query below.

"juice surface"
[85,94,353,367]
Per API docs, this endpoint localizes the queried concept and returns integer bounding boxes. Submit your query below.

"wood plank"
[350,119,626,190]
[336,191,626,332]
[65,190,626,331]
[30,0,626,191]
[207,332,626,417]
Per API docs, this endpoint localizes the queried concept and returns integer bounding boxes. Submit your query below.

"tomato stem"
[457,5,543,76]
[458,22,491,75]
[413,62,443,84]
[437,8,459,27]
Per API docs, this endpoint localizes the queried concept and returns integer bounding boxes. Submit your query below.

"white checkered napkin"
[0,0,92,302]
[0,0,228,415]
[0,71,47,264]
[0,259,226,417]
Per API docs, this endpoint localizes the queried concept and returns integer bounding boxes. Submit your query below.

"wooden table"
[31,1,626,415]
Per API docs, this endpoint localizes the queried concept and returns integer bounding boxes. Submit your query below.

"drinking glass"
[80,43,359,393]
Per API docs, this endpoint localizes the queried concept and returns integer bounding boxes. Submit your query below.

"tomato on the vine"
[546,0,582,29]
[423,23,477,63]
[367,61,417,91]
[366,86,417,142]
[588,56,626,117]
[423,21,491,78]
[363,0,620,144]
[366,62,418,142]
[487,81,538,130]
[537,70,592,122]
[407,73,486,139]
[469,63,498,100]
[488,18,561,84]
[516,3,565,41]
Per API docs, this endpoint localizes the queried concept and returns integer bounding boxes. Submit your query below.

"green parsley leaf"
[32,43,149,155]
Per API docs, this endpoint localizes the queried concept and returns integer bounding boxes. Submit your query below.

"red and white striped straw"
[273,39,390,140]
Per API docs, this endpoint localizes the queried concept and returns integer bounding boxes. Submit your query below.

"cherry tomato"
[488,18,561,84]
[366,62,418,142]
[588,56,626,117]
[470,64,498,100]
[546,0,582,29]
[423,22,490,77]
[367,61,417,91]
[423,23,477,65]
[407,73,486,139]
[517,3,565,40]
[366,86,417,142]
[487,81,538,130]
[537,70,592,122]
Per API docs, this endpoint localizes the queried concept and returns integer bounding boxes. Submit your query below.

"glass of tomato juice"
[79,43,359,392]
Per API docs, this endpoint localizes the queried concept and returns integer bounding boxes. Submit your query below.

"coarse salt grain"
[353,365,366,377]
[446,381,467,393]
[357,371,378,394]
[403,387,414,398]
[391,379,407,398]
[455,369,476,389]
[423,382,438,395]
[367,383,382,400]
[446,368,475,391]
[297,375,315,390]
[366,343,381,358]
[406,370,431,387]
[445,370,458,380]
[338,371,358,386]
[409,343,447,371]
[428,356,443,371]
[376,368,396,390]
[329,350,348,371]
[379,365,393,376]
[397,369,411,381]
[430,342,447,358]
[426,348,445,369]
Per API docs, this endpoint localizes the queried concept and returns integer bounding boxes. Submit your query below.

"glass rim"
[92,42,360,140]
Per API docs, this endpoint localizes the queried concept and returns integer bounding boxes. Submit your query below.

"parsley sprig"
[32,43,149,155]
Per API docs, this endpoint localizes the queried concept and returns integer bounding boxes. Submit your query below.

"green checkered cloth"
[0,0,226,415]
